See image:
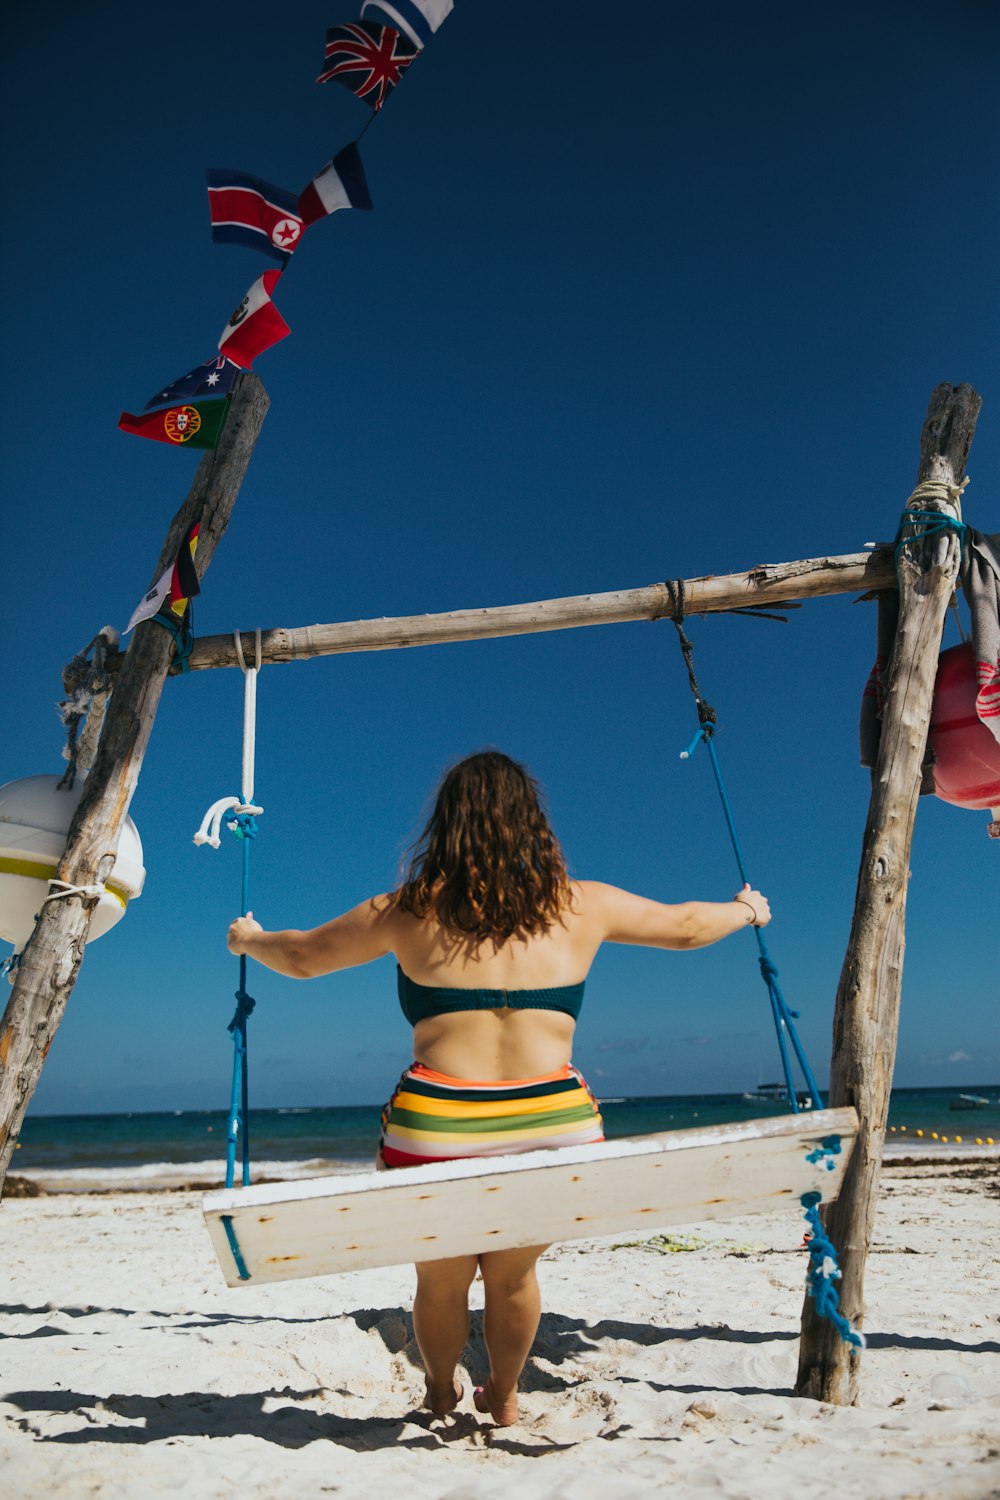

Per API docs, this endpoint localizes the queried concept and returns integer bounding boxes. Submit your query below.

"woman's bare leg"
[412,1254,478,1415]
[474,1244,548,1425]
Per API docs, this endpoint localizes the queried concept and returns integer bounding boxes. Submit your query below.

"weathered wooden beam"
[186,549,898,669]
[795,383,982,1404]
[0,374,270,1194]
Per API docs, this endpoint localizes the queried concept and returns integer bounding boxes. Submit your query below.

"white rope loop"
[192,631,264,847]
[234,629,262,807]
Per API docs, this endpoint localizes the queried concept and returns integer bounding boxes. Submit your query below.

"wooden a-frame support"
[0,372,269,1187]
[0,381,983,1409]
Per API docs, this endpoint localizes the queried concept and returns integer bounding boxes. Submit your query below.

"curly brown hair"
[390,751,572,943]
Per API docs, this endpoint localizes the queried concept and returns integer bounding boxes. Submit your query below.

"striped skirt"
[379,1062,604,1169]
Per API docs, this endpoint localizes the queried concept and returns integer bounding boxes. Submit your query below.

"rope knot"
[758,954,779,983]
[228,989,257,1033]
[228,812,259,840]
[805,1135,843,1172]
[800,1192,866,1350]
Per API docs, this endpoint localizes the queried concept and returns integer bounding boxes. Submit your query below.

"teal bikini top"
[397,965,585,1026]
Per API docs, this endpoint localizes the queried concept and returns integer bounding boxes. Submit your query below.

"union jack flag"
[316,21,416,111]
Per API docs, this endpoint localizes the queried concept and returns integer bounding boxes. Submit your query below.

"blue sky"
[2,1,997,1116]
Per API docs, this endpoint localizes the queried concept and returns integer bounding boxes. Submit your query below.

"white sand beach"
[2,1152,998,1500]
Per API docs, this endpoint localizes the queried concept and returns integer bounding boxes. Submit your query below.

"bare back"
[389,880,601,1080]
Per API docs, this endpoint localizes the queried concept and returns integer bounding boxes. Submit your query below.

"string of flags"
[119,1,456,637]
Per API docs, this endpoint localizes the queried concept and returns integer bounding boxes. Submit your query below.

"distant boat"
[949,1094,990,1110]
[742,1082,814,1110]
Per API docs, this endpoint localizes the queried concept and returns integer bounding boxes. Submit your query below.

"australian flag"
[144,356,240,412]
[316,22,416,110]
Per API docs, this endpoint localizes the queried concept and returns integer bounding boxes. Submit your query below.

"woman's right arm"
[227,896,395,978]
[581,880,770,951]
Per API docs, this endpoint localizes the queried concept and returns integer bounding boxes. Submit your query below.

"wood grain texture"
[185,549,898,669]
[0,375,269,1192]
[204,1107,858,1286]
[794,383,982,1404]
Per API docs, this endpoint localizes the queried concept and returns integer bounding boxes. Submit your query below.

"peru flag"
[218,270,290,368]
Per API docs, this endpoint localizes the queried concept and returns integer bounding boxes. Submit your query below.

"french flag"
[206,169,304,264]
[297,143,374,229]
[218,270,290,369]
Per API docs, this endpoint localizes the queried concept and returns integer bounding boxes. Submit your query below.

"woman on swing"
[227,749,770,1426]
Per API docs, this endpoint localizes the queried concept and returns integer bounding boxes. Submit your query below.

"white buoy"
[0,775,145,959]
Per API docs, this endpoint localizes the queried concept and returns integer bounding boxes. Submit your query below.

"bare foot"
[473,1380,519,1426]
[423,1378,463,1417]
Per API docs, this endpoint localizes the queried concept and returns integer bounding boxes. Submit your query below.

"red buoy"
[928,643,1000,825]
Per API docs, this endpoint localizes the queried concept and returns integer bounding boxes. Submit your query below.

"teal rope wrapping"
[151,607,195,673]
[801,1189,865,1351]
[894,510,967,580]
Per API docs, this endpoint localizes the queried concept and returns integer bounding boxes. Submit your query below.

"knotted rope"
[194,629,264,1188]
[664,579,823,1113]
[894,476,970,575]
[801,1187,866,1351]
[57,627,120,790]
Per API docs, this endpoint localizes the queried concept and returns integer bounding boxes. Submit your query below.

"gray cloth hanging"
[859,528,1000,785]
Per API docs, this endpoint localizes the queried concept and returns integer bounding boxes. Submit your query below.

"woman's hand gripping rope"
[228,912,263,955]
[734,884,771,927]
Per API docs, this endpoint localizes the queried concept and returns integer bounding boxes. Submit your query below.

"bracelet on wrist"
[735,898,757,925]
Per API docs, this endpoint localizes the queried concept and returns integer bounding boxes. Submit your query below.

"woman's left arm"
[227,897,394,979]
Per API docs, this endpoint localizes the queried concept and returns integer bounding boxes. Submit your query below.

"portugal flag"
[118,398,231,449]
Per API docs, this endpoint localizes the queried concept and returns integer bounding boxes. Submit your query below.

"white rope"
[193,630,264,847]
[905,474,971,514]
[41,879,106,906]
[234,629,261,805]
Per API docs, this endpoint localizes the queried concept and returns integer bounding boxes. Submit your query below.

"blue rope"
[665,578,823,1112]
[801,1189,865,1351]
[682,723,824,1112]
[221,1214,251,1281]
[150,607,194,673]
[805,1135,843,1170]
[224,813,257,1189]
[894,510,967,585]
[894,509,967,552]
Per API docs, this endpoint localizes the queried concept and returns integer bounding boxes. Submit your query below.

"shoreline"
[6,1138,999,1197]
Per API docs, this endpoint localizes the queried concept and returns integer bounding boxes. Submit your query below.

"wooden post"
[795,383,982,1403]
[0,374,269,1194]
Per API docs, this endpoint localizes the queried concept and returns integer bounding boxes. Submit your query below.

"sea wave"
[17,1156,371,1194]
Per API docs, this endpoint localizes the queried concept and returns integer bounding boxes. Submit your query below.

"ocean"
[11,1084,999,1193]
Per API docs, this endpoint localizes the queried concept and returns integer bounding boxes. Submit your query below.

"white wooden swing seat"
[203,1105,858,1286]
